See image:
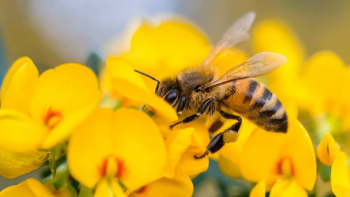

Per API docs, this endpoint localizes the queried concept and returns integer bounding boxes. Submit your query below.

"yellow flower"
[0,57,100,178]
[0,178,74,197]
[162,123,210,179]
[0,57,101,150]
[331,152,350,197]
[67,107,167,196]
[317,132,350,196]
[240,118,316,196]
[317,132,341,166]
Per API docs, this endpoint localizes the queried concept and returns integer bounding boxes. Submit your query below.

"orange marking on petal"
[99,155,125,179]
[99,157,109,178]
[275,157,295,177]
[116,159,125,179]
[43,107,62,130]
[136,186,147,194]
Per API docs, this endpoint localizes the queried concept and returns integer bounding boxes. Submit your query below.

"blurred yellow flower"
[302,51,350,131]
[0,178,74,197]
[252,19,350,132]
[252,19,305,109]
[67,107,167,196]
[0,57,100,178]
[240,118,316,196]
[317,132,341,166]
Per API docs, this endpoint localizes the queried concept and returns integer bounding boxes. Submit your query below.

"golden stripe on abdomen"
[222,79,288,133]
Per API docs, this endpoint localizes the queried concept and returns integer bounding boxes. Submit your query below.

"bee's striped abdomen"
[221,79,288,133]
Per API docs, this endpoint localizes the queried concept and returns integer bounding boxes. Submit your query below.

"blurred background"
[0,0,349,195]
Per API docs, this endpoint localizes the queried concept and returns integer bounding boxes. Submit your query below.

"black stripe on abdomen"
[257,99,282,119]
[243,80,258,103]
[249,87,272,111]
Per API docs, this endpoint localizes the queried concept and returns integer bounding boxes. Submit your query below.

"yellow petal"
[317,132,341,166]
[30,63,101,123]
[42,95,100,149]
[163,127,208,178]
[130,165,193,197]
[107,56,177,122]
[177,122,210,178]
[1,59,38,114]
[218,155,242,178]
[127,20,210,79]
[252,20,305,98]
[331,152,350,197]
[284,119,316,190]
[0,109,48,152]
[302,51,346,114]
[68,108,114,188]
[0,57,34,102]
[94,179,126,197]
[0,178,53,197]
[111,108,167,193]
[94,179,111,197]
[217,118,256,178]
[0,149,47,179]
[250,179,266,197]
[270,179,307,197]
[240,127,287,182]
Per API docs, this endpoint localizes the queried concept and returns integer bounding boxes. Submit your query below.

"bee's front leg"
[169,98,213,130]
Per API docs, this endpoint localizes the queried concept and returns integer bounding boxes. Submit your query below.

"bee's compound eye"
[164,90,179,106]
[194,85,203,92]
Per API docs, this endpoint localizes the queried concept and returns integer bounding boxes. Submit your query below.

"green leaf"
[85,52,102,76]
[49,152,57,178]
[48,143,66,177]
[78,185,94,197]
[320,163,332,182]
[52,162,70,189]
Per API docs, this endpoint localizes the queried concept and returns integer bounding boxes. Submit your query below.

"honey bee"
[137,12,288,159]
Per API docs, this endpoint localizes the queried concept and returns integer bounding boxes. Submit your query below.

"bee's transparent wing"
[201,12,256,67]
[204,52,287,88]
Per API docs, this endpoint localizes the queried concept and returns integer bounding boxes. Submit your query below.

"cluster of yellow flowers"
[0,17,349,197]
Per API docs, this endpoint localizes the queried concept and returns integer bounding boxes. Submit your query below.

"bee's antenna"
[134,70,160,93]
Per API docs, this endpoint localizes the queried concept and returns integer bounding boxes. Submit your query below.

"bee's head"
[158,78,181,107]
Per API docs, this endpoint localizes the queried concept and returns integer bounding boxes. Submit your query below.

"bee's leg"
[219,110,242,143]
[169,98,213,130]
[194,111,242,159]
[176,95,187,115]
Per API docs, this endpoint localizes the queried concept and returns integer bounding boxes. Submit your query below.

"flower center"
[276,157,294,178]
[43,107,62,130]
[99,156,124,178]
